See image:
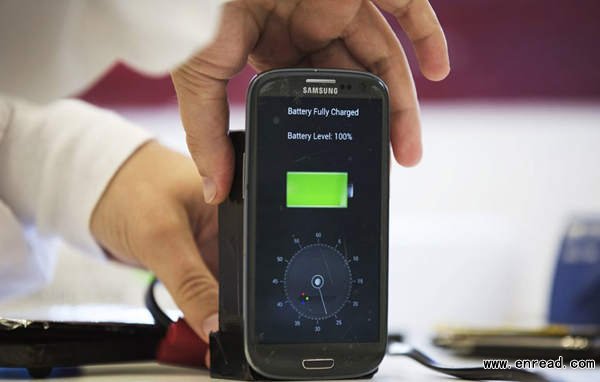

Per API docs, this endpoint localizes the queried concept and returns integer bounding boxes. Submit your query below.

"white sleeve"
[0,0,223,102]
[0,96,152,258]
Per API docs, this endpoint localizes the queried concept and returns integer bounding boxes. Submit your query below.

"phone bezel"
[243,68,389,380]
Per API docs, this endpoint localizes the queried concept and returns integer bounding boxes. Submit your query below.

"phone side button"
[301,358,334,370]
[242,152,247,200]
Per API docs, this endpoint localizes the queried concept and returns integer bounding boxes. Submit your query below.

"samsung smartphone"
[244,69,389,380]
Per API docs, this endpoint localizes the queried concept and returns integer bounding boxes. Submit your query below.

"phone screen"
[252,93,384,344]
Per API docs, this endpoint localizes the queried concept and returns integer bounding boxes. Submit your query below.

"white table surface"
[0,351,597,381]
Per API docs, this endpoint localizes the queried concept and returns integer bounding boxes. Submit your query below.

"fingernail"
[205,350,211,368]
[203,177,216,203]
[202,313,219,338]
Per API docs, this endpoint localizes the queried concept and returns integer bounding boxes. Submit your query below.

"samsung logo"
[302,86,338,95]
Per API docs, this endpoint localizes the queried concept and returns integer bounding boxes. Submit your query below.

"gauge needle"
[318,288,328,315]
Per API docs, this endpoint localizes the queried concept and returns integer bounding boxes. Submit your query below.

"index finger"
[373,0,450,81]
[341,2,423,166]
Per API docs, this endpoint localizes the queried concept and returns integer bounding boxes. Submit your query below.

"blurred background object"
[549,216,600,325]
[2,0,600,342]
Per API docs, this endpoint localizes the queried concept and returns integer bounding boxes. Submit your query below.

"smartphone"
[244,68,389,379]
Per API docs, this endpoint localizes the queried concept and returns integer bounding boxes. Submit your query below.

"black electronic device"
[0,318,164,378]
[212,69,390,380]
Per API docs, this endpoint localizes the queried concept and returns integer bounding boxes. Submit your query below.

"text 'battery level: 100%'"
[287,131,353,142]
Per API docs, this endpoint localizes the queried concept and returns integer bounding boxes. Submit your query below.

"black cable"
[387,340,555,382]
[144,277,174,329]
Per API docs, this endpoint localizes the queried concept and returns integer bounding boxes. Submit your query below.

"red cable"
[156,319,208,368]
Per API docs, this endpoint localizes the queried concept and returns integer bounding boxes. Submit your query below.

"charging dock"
[209,131,263,380]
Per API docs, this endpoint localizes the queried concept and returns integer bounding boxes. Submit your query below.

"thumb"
[140,219,219,343]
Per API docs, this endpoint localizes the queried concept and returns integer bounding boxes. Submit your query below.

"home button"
[302,358,335,370]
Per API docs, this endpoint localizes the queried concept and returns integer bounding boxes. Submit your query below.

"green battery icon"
[286,171,351,208]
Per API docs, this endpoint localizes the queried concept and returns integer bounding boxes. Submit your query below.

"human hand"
[90,141,218,364]
[172,0,450,204]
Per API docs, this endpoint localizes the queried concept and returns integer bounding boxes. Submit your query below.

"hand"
[90,141,219,364]
[171,0,450,204]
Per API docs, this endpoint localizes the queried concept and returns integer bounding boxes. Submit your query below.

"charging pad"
[209,131,262,380]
